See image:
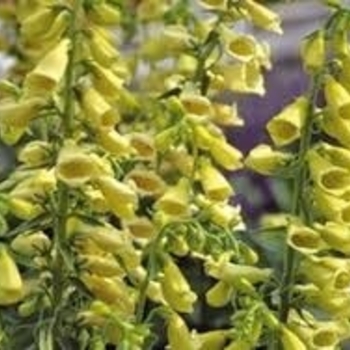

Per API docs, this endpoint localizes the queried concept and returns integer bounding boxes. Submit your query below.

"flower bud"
[11,231,50,257]
[301,30,325,72]
[205,281,233,308]
[167,313,196,350]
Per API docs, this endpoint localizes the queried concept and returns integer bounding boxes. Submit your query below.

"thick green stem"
[51,0,82,331]
[278,75,321,324]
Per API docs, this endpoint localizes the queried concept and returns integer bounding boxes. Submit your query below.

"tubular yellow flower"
[95,175,138,219]
[20,7,58,41]
[210,103,244,127]
[324,75,350,119]
[167,313,196,350]
[198,158,233,201]
[88,26,119,67]
[209,138,243,171]
[317,142,350,169]
[216,61,265,95]
[301,30,325,72]
[308,149,350,196]
[56,143,100,187]
[0,244,23,293]
[241,0,283,34]
[205,280,233,307]
[180,94,212,116]
[322,109,350,148]
[267,96,308,146]
[8,197,43,220]
[87,2,121,25]
[316,221,350,254]
[129,132,156,159]
[10,231,51,257]
[195,330,229,350]
[89,61,124,100]
[287,223,327,255]
[79,254,124,277]
[81,86,120,127]
[81,274,134,312]
[18,140,51,167]
[0,97,46,129]
[301,256,350,291]
[24,39,70,96]
[245,144,293,175]
[156,178,191,216]
[124,216,157,239]
[205,257,272,285]
[160,258,197,313]
[96,127,133,157]
[126,168,165,197]
[226,34,258,62]
[280,326,307,350]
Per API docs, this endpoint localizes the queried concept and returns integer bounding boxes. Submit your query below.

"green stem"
[51,0,82,332]
[278,74,322,324]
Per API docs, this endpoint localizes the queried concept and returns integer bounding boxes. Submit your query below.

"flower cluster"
[246,1,350,348]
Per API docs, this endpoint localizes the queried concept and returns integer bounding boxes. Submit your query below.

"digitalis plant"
[1,0,350,349]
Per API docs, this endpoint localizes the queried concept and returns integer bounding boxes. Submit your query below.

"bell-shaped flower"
[322,108,350,148]
[308,149,350,196]
[301,30,325,72]
[95,127,133,157]
[316,221,350,255]
[167,313,196,350]
[287,223,327,255]
[205,280,233,308]
[198,158,233,201]
[18,140,51,167]
[156,178,191,216]
[94,176,138,219]
[280,326,307,350]
[78,254,124,277]
[10,231,50,257]
[245,144,293,175]
[267,96,308,147]
[160,258,197,313]
[210,103,244,127]
[226,34,259,62]
[301,256,350,291]
[241,0,282,34]
[123,216,157,239]
[24,39,70,96]
[87,2,121,25]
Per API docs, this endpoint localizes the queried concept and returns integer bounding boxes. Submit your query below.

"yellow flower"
[156,178,190,216]
[210,103,244,127]
[287,223,326,255]
[205,257,272,285]
[209,138,243,171]
[301,30,325,72]
[226,34,258,62]
[161,258,197,313]
[167,313,196,350]
[88,26,119,67]
[316,221,350,254]
[123,216,157,239]
[195,330,229,350]
[87,2,121,25]
[280,326,307,350]
[180,93,212,116]
[267,96,308,146]
[308,149,350,196]
[10,231,50,257]
[96,127,133,157]
[18,140,51,167]
[324,75,350,119]
[95,176,138,219]
[56,143,100,187]
[205,280,233,308]
[301,256,350,291]
[79,254,124,277]
[81,86,120,127]
[8,197,43,220]
[198,158,233,201]
[24,38,70,96]
[197,0,227,9]
[322,108,350,148]
[245,144,292,175]
[241,0,282,34]
[0,244,23,294]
